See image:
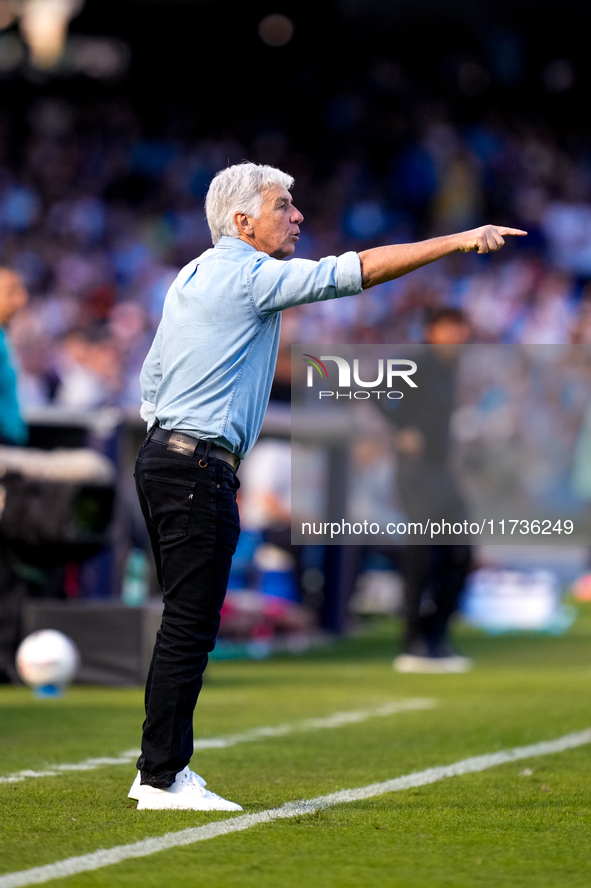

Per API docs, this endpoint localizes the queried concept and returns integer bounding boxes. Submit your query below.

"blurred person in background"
[0,266,28,682]
[379,307,474,673]
[53,327,122,410]
[0,267,28,446]
[132,160,524,812]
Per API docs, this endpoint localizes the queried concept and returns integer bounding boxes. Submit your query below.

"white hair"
[205,162,294,244]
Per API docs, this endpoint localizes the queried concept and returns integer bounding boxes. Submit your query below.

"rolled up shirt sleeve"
[334,251,364,297]
[249,251,362,316]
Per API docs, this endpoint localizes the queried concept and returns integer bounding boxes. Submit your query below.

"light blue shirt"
[140,236,362,459]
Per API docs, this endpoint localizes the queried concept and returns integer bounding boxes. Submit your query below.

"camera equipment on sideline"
[0,446,115,565]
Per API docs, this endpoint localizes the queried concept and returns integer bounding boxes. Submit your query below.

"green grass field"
[2,605,591,888]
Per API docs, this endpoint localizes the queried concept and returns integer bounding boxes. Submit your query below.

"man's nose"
[292,206,304,224]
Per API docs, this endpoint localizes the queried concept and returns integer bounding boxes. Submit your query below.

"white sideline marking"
[0,699,435,784]
[192,699,435,749]
[1,727,589,888]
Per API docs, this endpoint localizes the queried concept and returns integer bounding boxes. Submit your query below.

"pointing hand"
[458,225,528,254]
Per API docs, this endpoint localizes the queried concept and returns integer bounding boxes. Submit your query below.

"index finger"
[495,227,528,236]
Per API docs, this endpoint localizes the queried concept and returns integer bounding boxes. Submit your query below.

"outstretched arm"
[359,225,527,290]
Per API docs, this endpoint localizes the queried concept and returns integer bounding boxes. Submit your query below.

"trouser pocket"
[143,474,197,540]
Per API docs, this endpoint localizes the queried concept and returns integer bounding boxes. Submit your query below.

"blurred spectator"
[53,328,121,410]
[378,307,474,673]
[0,265,28,682]
[0,267,28,444]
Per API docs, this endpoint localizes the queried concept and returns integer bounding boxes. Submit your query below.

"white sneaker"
[128,768,206,801]
[393,653,473,674]
[135,766,243,811]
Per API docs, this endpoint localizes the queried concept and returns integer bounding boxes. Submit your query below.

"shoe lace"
[192,772,231,802]
[183,769,207,789]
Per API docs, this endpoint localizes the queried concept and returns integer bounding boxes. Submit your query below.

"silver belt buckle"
[167,432,198,456]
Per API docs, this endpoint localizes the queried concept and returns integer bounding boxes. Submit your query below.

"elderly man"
[131,162,525,811]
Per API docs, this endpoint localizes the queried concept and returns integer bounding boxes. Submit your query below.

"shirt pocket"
[144,473,197,541]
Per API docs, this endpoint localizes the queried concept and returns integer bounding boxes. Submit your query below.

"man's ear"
[234,212,254,236]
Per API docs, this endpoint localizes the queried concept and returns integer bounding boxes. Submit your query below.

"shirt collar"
[215,236,259,253]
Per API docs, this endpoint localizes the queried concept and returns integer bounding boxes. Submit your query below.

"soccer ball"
[16,630,80,695]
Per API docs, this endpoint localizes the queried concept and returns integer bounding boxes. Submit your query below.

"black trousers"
[134,434,240,787]
[399,544,472,655]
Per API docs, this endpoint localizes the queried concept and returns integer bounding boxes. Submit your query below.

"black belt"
[150,427,240,470]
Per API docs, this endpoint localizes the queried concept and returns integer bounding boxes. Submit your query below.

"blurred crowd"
[2,92,591,416]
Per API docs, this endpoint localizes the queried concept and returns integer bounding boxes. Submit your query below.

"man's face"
[426,319,470,346]
[238,186,304,259]
[0,269,28,326]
